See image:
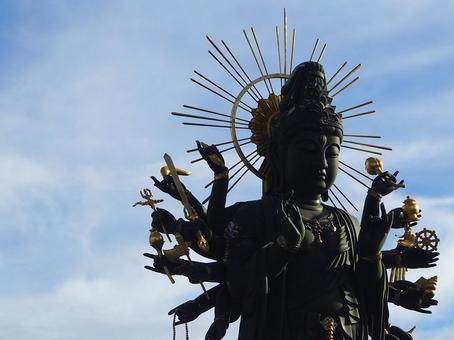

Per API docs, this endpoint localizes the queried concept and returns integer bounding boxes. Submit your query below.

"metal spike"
[338,160,373,181]
[343,134,381,139]
[194,70,253,110]
[289,29,296,72]
[338,167,370,189]
[332,183,358,211]
[206,36,260,103]
[284,8,288,74]
[316,43,327,63]
[331,76,359,97]
[326,61,347,87]
[343,140,392,151]
[276,26,283,87]
[227,156,262,193]
[172,111,248,126]
[342,144,382,155]
[250,27,274,93]
[328,64,361,93]
[329,189,348,211]
[309,38,319,61]
[182,122,249,129]
[191,77,251,113]
[221,40,264,100]
[183,105,249,123]
[337,100,373,114]
[342,110,376,120]
[243,29,271,95]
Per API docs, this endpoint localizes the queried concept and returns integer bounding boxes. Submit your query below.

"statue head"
[267,61,343,200]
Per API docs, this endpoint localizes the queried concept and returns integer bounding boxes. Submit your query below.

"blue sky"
[0,1,453,339]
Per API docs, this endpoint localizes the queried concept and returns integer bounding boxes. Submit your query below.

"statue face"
[284,130,340,198]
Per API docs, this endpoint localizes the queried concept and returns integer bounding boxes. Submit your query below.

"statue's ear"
[321,191,329,202]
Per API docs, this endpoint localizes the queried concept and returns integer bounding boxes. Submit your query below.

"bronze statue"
[136,12,439,340]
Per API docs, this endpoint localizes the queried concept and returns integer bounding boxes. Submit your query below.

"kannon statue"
[136,15,439,340]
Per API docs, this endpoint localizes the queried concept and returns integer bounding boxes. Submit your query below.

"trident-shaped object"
[133,188,172,242]
[163,153,209,299]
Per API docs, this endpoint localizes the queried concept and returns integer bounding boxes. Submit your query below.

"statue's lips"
[314,169,327,181]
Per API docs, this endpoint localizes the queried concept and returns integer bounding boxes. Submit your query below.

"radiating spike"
[328,64,361,93]
[342,144,382,155]
[309,38,319,61]
[316,43,327,63]
[227,156,262,193]
[194,70,253,110]
[338,167,370,189]
[191,77,251,113]
[206,36,260,103]
[343,134,381,139]
[191,141,252,164]
[186,137,250,153]
[251,27,274,93]
[338,160,373,181]
[331,76,359,97]
[276,26,283,87]
[329,189,348,211]
[284,8,288,74]
[337,101,373,114]
[342,110,376,120]
[183,105,250,123]
[343,140,392,151]
[289,28,296,72]
[328,195,338,209]
[221,40,264,100]
[172,111,249,126]
[182,122,249,129]
[326,61,347,87]
[228,153,261,182]
[243,30,271,95]
[332,183,358,211]
[208,50,258,103]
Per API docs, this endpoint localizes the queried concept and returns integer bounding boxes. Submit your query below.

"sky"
[0,0,453,339]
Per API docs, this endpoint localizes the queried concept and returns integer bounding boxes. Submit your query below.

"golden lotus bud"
[402,196,420,223]
[365,157,383,175]
[149,230,164,250]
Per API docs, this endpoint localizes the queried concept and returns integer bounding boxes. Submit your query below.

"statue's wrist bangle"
[359,251,382,263]
[395,253,403,267]
[367,188,382,200]
[214,170,229,180]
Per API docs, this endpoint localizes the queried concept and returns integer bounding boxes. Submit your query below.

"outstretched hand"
[143,253,210,283]
[168,300,203,325]
[372,171,405,197]
[196,140,227,174]
[387,207,420,229]
[393,280,438,314]
[150,175,186,201]
[399,246,439,268]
